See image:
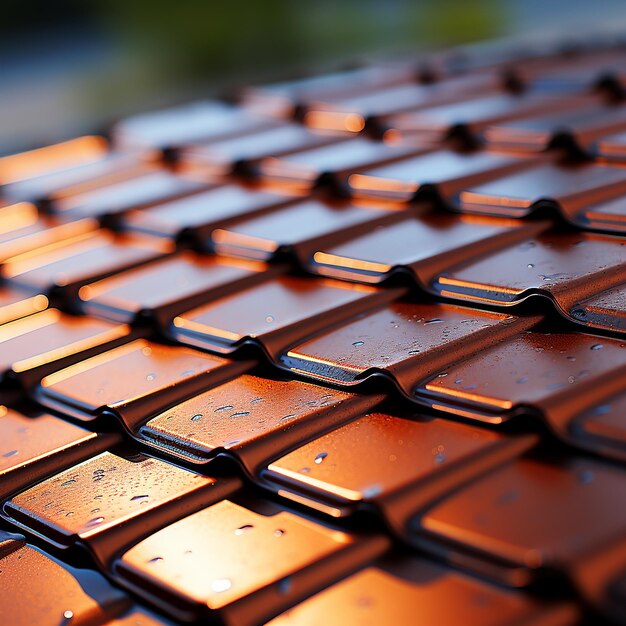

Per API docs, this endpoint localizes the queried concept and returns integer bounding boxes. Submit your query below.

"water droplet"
[265,315,275,323]
[566,355,576,362]
[191,413,203,422]
[362,484,382,498]
[147,556,163,564]
[2,449,18,458]
[130,495,149,502]
[215,405,234,412]
[234,524,254,536]
[86,516,105,526]
[497,490,519,505]
[437,372,448,378]
[592,404,611,416]
[212,578,232,593]
[314,452,328,464]
[424,318,443,325]
[454,379,464,384]
[527,263,535,268]
[274,529,286,537]
[590,344,604,350]
[181,369,195,377]
[520,241,536,250]
[63,610,74,620]
[279,414,297,423]
[146,373,157,381]
[352,341,364,347]
[231,411,251,418]
[516,376,528,384]
[299,467,310,474]
[539,272,569,282]
[60,478,77,487]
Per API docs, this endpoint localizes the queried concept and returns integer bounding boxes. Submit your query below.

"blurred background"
[2,0,626,154]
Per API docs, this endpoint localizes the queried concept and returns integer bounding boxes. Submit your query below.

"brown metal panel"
[281,301,539,397]
[116,498,389,624]
[78,252,274,326]
[266,554,579,626]
[140,374,384,474]
[417,456,626,615]
[0,309,132,388]
[4,450,240,566]
[263,411,536,528]
[36,339,252,431]
[0,533,131,625]
[172,275,404,359]
[309,212,550,284]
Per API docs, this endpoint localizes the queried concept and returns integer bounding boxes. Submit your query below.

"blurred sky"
[2,0,626,153]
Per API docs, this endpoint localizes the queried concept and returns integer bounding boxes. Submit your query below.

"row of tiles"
[3,132,626,235]
[1,194,625,336]
[0,523,587,626]
[1,257,626,463]
[1,397,624,623]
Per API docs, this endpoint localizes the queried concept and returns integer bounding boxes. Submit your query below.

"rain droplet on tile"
[274,529,286,537]
[86,516,105,527]
[60,478,77,487]
[279,414,297,423]
[231,411,251,418]
[592,404,611,416]
[497,490,519,505]
[590,344,604,350]
[2,450,18,458]
[352,341,364,347]
[516,376,528,384]
[146,373,157,381]
[277,577,292,594]
[234,524,254,536]
[362,484,382,498]
[63,610,74,620]
[215,405,234,412]
[190,413,203,422]
[211,578,232,593]
[265,315,275,323]
[314,452,328,465]
[424,318,443,325]
[527,263,534,268]
[147,556,163,564]
[130,495,149,502]
[300,467,311,474]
